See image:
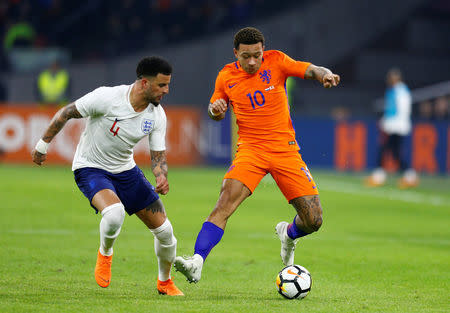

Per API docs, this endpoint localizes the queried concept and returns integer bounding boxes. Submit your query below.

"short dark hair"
[387,67,402,80]
[136,56,172,78]
[233,27,265,50]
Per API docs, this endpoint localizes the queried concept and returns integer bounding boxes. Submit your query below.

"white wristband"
[208,106,220,117]
[35,139,49,154]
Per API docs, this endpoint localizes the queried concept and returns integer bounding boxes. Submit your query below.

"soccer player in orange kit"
[175,27,340,283]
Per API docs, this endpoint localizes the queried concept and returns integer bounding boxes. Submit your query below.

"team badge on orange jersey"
[259,70,272,83]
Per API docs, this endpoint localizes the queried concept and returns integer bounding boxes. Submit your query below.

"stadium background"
[0,1,449,313]
[0,0,449,173]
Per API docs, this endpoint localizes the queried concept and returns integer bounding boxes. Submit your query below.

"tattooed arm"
[304,64,340,88]
[151,150,169,195]
[32,102,83,165]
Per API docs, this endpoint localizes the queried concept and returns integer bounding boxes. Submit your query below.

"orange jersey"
[210,50,311,152]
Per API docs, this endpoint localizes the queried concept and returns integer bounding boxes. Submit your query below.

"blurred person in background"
[433,96,449,120]
[31,56,184,296]
[3,19,36,49]
[330,106,350,121]
[417,100,433,120]
[36,59,70,107]
[2,1,35,52]
[366,68,419,189]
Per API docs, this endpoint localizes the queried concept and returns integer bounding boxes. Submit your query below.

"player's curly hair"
[233,27,265,50]
[136,56,172,78]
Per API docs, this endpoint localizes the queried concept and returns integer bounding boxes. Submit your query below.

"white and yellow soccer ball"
[275,265,312,299]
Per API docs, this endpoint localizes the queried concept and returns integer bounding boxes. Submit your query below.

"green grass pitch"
[0,164,449,313]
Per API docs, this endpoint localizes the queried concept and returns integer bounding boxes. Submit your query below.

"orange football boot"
[364,176,385,187]
[95,250,112,288]
[397,177,419,189]
[157,278,184,296]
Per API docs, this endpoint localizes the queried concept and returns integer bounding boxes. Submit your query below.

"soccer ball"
[275,265,312,299]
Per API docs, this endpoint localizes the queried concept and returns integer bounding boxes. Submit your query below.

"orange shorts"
[223,147,318,201]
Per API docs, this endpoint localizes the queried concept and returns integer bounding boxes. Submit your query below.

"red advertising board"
[0,105,203,166]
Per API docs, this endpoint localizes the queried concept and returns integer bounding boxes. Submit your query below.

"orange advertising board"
[0,105,203,166]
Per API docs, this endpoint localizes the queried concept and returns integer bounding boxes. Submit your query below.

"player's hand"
[31,149,46,166]
[155,175,169,195]
[210,99,228,115]
[323,73,340,88]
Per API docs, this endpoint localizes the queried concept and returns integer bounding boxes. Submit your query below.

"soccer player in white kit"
[31,56,184,296]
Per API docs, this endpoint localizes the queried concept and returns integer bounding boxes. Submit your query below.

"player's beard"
[152,95,162,106]
[146,91,161,106]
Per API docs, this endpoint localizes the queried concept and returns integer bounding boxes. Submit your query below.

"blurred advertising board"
[297,118,450,174]
[210,116,449,174]
[0,105,448,174]
[0,105,203,166]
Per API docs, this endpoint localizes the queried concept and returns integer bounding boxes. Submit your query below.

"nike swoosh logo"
[99,277,110,283]
[228,83,238,88]
[287,269,305,279]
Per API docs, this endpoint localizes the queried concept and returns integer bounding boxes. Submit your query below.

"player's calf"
[290,195,323,233]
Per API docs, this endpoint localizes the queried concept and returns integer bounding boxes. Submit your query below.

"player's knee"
[102,203,125,233]
[309,214,323,232]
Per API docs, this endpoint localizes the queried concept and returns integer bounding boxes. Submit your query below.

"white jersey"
[72,84,166,173]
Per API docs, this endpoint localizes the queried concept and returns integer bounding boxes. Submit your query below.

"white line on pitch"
[318,179,449,207]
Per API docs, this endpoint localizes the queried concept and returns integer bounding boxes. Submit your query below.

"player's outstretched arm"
[304,64,340,88]
[151,150,169,195]
[31,102,83,165]
[208,99,228,121]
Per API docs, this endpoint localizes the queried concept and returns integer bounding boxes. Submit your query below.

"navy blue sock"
[194,221,224,261]
[287,216,309,239]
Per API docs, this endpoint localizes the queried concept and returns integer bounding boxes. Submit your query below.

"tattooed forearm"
[304,65,332,83]
[42,103,82,142]
[150,150,168,178]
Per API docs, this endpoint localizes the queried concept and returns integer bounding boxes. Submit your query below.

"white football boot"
[275,221,298,266]
[174,254,204,283]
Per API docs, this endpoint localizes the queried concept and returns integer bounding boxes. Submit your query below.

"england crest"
[141,119,154,134]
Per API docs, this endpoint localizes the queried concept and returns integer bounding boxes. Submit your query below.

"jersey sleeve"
[276,51,311,79]
[395,85,412,118]
[209,71,229,104]
[148,106,166,151]
[75,87,109,117]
